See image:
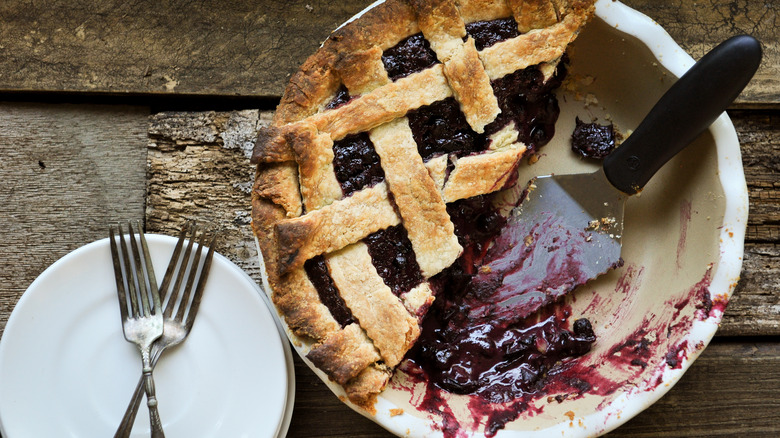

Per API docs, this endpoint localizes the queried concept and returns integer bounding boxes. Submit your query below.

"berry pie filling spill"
[249,0,605,429]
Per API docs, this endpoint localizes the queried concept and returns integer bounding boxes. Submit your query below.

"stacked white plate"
[0,234,294,437]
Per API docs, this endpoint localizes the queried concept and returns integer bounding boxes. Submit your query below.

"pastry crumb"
[584,93,599,107]
[389,408,404,417]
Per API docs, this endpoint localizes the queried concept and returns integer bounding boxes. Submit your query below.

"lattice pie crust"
[251,0,595,411]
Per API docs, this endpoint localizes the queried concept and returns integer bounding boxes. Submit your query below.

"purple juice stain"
[411,209,599,403]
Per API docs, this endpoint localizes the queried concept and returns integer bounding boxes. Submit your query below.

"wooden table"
[0,1,777,436]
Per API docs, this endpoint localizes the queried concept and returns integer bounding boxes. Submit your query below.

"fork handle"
[141,351,166,438]
[115,344,165,438]
[143,366,165,438]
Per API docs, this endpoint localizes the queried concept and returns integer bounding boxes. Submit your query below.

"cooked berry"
[304,255,356,328]
[325,84,352,110]
[382,33,440,81]
[332,132,385,196]
[407,97,483,161]
[571,117,616,159]
[364,225,424,296]
[465,17,521,51]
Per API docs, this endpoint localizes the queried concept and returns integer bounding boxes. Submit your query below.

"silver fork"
[114,221,217,438]
[110,222,166,438]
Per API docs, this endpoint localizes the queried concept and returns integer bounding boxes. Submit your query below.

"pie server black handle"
[603,34,762,195]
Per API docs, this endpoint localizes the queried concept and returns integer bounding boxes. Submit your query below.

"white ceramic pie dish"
[256,0,747,436]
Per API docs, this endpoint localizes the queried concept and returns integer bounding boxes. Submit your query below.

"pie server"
[504,35,762,312]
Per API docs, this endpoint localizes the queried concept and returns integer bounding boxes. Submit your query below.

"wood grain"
[733,110,780,243]
[0,2,776,436]
[0,0,367,98]
[0,0,777,106]
[0,102,148,340]
[621,0,779,108]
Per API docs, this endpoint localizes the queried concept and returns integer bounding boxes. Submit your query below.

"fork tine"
[158,221,191,305]
[109,226,129,323]
[136,222,162,315]
[118,223,140,318]
[175,227,207,323]
[184,230,217,330]
[127,222,152,317]
[164,223,199,319]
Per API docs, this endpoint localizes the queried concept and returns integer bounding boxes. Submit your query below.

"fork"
[110,222,166,438]
[114,221,217,438]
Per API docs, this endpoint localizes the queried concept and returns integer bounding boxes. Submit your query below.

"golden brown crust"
[479,5,592,80]
[251,162,302,218]
[344,364,392,413]
[306,323,382,385]
[274,182,401,275]
[369,118,462,278]
[334,45,392,96]
[508,0,561,33]
[327,243,420,367]
[251,0,596,410]
[286,122,342,212]
[442,142,527,202]
[440,37,502,133]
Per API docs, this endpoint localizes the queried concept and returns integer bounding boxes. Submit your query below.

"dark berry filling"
[485,61,566,153]
[571,117,616,159]
[304,255,356,328]
[325,84,353,110]
[382,33,440,81]
[364,225,424,296]
[331,132,385,196]
[407,97,485,161]
[465,17,521,51]
[406,60,567,163]
[407,191,597,403]
[411,311,596,402]
[446,195,508,272]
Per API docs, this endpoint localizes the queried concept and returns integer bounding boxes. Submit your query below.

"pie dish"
[250,0,597,411]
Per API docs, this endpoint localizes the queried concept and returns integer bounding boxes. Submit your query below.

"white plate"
[0,234,292,438]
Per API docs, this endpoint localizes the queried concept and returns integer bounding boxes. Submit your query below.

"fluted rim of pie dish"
[255,0,748,436]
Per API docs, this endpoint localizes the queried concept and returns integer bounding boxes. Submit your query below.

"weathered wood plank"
[732,110,780,243]
[722,243,780,337]
[607,341,780,437]
[0,102,149,339]
[146,109,270,280]
[0,0,367,98]
[622,0,779,107]
[0,0,777,106]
